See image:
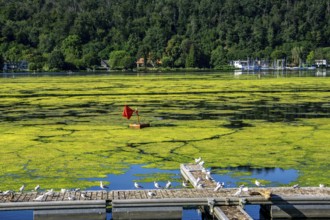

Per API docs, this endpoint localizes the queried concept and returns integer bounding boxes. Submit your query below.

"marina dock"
[0,164,329,219]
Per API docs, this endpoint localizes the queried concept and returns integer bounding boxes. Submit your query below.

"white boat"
[233,60,260,71]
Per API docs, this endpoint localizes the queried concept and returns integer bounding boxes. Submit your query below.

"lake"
[0,70,329,219]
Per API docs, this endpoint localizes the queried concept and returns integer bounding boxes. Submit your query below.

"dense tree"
[271,49,287,60]
[306,51,315,66]
[291,46,304,66]
[48,50,65,70]
[61,35,82,67]
[0,0,329,70]
[211,46,228,68]
[185,44,196,68]
[109,50,134,70]
[0,54,4,69]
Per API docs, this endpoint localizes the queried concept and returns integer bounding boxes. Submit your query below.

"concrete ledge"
[271,204,330,219]
[111,196,330,208]
[112,206,182,220]
[0,200,106,211]
[34,208,106,220]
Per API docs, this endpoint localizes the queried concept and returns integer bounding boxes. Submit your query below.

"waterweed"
[0,73,329,190]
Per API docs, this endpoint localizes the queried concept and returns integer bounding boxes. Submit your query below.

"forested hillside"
[0,0,329,70]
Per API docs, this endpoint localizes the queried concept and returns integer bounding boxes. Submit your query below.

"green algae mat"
[0,73,329,190]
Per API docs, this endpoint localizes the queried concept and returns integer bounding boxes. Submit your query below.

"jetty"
[0,164,329,219]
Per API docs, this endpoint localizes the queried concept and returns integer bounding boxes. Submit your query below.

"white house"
[315,59,327,67]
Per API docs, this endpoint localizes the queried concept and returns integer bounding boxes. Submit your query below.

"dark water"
[1,69,329,78]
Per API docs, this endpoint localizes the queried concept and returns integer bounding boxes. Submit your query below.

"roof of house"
[136,58,144,64]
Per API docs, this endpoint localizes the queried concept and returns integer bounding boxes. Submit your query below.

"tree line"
[0,0,330,71]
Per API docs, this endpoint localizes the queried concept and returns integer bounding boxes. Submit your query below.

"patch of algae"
[0,74,329,191]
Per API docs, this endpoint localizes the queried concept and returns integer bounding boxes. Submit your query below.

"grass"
[0,72,329,190]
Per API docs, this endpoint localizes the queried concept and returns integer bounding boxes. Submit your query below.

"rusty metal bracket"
[239,198,247,208]
[207,198,215,214]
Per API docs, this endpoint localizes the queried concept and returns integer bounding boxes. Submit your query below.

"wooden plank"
[10,193,18,202]
[119,191,125,200]
[204,189,214,197]
[75,192,81,201]
[102,191,107,200]
[140,190,147,199]
[89,191,95,200]
[134,191,141,200]
[213,206,230,220]
[125,191,131,200]
[22,193,32,202]
[237,206,254,220]
[96,191,102,200]
[161,189,170,198]
[29,193,39,202]
[114,191,119,200]
[159,190,167,199]
[0,188,329,203]
[18,193,27,202]
[132,190,138,200]
[124,190,130,200]
[62,192,68,201]
[85,191,92,201]
[216,206,251,220]
[108,191,114,200]
[74,191,79,200]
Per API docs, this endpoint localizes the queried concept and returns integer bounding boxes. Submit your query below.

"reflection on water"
[0,165,298,220]
[86,165,181,190]
[233,69,328,77]
[212,166,298,187]
[2,69,330,78]
[0,210,33,220]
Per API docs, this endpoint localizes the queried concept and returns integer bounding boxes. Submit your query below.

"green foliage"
[48,50,65,70]
[109,50,134,70]
[291,46,304,66]
[306,51,315,65]
[211,46,228,68]
[0,0,329,70]
[185,44,196,68]
[315,47,330,61]
[61,35,82,68]
[271,49,287,60]
[165,35,184,68]
[0,54,3,69]
[161,56,173,68]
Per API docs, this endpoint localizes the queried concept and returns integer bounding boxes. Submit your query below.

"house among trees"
[136,58,145,68]
[3,60,28,71]
[315,60,327,68]
[100,60,110,71]
[136,58,162,68]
